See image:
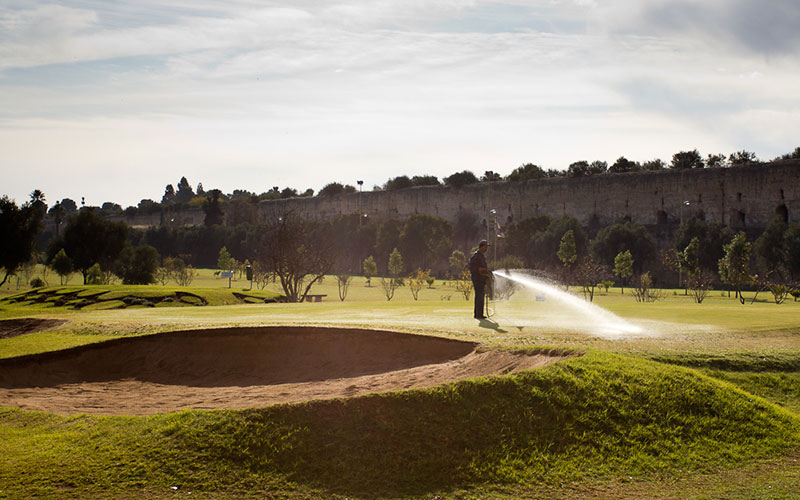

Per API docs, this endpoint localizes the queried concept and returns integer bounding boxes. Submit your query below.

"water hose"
[485,272,495,318]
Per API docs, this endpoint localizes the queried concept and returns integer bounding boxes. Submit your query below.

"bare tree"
[575,256,611,302]
[253,214,331,302]
[336,274,352,301]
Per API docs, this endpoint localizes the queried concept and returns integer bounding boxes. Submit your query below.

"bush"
[769,283,789,304]
[687,270,713,304]
[632,272,662,303]
[86,263,104,285]
[29,277,45,288]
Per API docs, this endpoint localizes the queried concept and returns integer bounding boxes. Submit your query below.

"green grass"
[2,352,798,499]
[2,273,800,499]
[0,285,281,316]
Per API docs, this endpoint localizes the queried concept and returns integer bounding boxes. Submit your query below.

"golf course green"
[1,274,799,499]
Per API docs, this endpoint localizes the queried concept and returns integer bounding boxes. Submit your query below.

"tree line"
[4,186,800,304]
[40,146,800,224]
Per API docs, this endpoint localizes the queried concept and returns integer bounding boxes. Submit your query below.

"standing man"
[469,240,491,319]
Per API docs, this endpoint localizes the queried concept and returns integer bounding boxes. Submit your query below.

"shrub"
[632,272,662,303]
[408,268,431,300]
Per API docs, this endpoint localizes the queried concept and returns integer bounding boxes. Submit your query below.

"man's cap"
[479,239,490,247]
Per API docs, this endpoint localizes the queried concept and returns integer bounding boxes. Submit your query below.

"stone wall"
[113,160,798,235]
[257,160,798,232]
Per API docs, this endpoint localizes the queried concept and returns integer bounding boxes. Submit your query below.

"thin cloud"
[1,0,798,207]
[624,0,800,57]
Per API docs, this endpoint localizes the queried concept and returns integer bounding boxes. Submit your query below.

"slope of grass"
[1,351,798,500]
[0,285,281,316]
[3,275,800,498]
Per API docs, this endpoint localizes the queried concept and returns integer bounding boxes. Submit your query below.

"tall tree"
[384,175,413,191]
[48,201,66,236]
[29,189,47,217]
[175,176,195,204]
[380,248,404,301]
[480,171,502,182]
[443,170,478,188]
[557,229,577,286]
[506,215,550,265]
[318,182,356,196]
[718,232,751,304]
[59,198,78,213]
[567,161,589,177]
[671,149,704,169]
[58,209,128,284]
[217,246,234,271]
[453,210,480,254]
[592,221,655,274]
[588,160,608,174]
[50,248,74,285]
[675,218,733,272]
[613,250,634,294]
[784,222,800,280]
[729,150,759,165]
[642,159,666,170]
[410,175,440,186]
[251,215,331,302]
[449,249,467,277]
[753,217,788,279]
[375,219,403,273]
[363,256,377,286]
[203,189,224,226]
[161,184,176,204]
[680,237,701,278]
[706,153,727,168]
[398,214,452,272]
[531,216,588,269]
[115,244,160,285]
[326,214,377,274]
[506,163,546,182]
[609,156,641,173]
[0,196,44,286]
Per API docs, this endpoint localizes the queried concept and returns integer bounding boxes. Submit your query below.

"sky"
[1,0,799,209]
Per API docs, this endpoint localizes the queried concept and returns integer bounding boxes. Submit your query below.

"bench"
[304,294,327,302]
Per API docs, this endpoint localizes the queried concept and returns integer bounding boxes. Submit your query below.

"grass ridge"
[2,351,797,499]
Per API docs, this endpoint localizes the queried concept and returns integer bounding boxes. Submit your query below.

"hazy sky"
[2,0,798,208]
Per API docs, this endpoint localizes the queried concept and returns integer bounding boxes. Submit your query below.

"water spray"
[491,269,643,337]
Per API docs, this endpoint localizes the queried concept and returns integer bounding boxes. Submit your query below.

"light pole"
[490,209,497,263]
[679,200,690,290]
[357,180,363,225]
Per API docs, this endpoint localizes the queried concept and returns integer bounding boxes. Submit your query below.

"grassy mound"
[1,351,797,499]
[0,285,282,311]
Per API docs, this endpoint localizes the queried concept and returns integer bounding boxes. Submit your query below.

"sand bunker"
[0,326,568,415]
[0,318,68,339]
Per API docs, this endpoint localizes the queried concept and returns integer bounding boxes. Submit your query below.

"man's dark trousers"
[473,277,485,318]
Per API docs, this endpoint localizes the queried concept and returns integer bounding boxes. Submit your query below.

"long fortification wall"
[114,161,798,234]
[257,161,798,231]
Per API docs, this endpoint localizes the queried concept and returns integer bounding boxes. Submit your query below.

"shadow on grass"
[478,318,507,332]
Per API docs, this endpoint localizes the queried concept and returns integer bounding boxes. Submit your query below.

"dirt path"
[0,326,569,415]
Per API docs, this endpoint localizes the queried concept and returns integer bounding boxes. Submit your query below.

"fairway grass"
[2,276,800,499]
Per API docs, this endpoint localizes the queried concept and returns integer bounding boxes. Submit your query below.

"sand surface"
[0,326,568,415]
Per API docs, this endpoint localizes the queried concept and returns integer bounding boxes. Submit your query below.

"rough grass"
[1,352,797,500]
